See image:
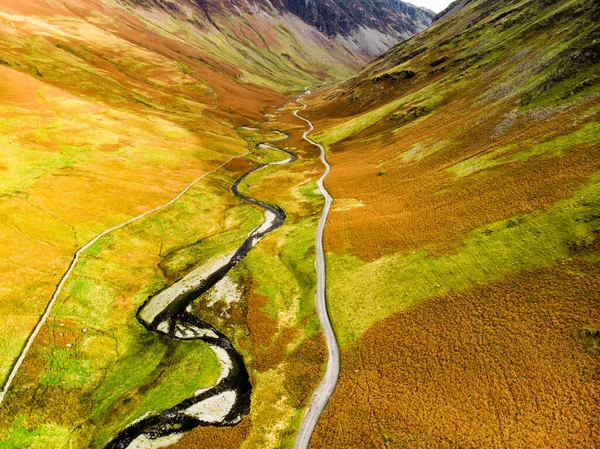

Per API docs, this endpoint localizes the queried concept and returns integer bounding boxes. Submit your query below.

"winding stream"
[105,134,296,448]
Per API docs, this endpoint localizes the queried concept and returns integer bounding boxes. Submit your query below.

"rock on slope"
[121,0,434,63]
[433,0,473,22]
[279,0,434,58]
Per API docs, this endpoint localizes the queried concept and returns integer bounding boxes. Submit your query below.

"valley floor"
[1,0,599,448]
[0,93,333,449]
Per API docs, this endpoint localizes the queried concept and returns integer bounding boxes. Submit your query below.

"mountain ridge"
[119,0,434,60]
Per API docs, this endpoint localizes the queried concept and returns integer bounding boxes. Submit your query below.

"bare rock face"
[120,0,434,60]
[433,0,475,22]
[281,0,433,38]
[279,0,434,57]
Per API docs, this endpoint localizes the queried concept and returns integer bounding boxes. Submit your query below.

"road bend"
[293,94,340,449]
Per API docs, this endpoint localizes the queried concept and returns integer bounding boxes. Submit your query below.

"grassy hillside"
[1,0,598,447]
[0,0,362,447]
[303,0,600,446]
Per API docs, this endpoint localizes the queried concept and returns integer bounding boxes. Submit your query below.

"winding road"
[293,95,340,449]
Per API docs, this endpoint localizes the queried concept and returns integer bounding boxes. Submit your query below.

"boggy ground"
[302,0,600,446]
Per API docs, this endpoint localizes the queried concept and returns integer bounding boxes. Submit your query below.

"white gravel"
[206,276,242,309]
[138,251,236,326]
[184,390,237,422]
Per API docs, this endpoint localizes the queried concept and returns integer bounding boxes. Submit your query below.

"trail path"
[0,156,241,405]
[293,95,340,449]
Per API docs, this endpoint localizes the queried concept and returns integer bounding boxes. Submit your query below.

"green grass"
[61,277,114,328]
[313,97,408,147]
[314,87,442,147]
[450,121,600,177]
[90,336,220,447]
[328,171,600,345]
[39,347,93,389]
[244,240,302,320]
[244,215,322,335]
[2,417,71,449]
[0,142,93,196]
[159,220,261,278]
[176,61,192,75]
[512,121,600,161]
[280,217,320,333]
[247,144,292,165]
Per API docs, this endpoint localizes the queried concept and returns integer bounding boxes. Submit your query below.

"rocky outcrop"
[120,0,434,60]
[279,0,434,57]
[280,0,433,38]
[433,0,474,23]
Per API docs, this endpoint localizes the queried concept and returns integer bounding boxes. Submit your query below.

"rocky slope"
[433,0,473,22]
[121,0,434,62]
[278,0,434,57]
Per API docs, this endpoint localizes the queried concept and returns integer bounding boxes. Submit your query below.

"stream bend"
[105,133,294,449]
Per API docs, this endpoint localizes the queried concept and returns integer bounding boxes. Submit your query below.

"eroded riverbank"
[105,132,295,448]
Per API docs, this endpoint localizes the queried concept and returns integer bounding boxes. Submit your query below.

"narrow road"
[293,95,340,449]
